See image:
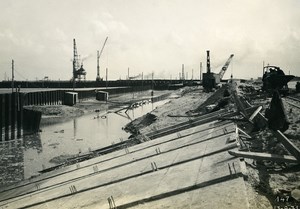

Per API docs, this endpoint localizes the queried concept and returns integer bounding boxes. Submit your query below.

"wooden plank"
[230,150,298,163]
[228,150,298,163]
[237,128,251,139]
[5,94,10,140]
[275,130,300,161]
[232,91,248,119]
[249,106,262,121]
[285,101,300,109]
[245,101,268,128]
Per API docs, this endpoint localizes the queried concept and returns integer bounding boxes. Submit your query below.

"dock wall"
[0,85,153,141]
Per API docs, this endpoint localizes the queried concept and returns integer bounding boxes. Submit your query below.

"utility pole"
[11,59,14,93]
[127,67,129,80]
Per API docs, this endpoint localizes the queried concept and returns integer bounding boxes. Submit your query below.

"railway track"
[285,96,300,109]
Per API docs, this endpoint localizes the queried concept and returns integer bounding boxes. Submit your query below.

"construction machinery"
[202,51,234,91]
[72,39,86,82]
[262,65,294,94]
[216,54,234,83]
[96,37,108,81]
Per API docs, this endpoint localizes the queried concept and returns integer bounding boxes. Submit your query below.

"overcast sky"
[0,0,300,81]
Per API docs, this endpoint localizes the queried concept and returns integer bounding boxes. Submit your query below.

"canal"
[21,100,169,179]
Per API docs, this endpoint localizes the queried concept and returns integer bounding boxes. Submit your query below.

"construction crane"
[72,39,86,89]
[73,39,80,81]
[202,51,234,91]
[219,54,234,80]
[96,37,108,81]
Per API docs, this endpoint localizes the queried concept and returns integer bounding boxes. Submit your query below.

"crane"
[96,37,108,81]
[203,51,234,91]
[219,54,234,80]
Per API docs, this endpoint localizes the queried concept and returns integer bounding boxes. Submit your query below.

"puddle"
[21,100,169,178]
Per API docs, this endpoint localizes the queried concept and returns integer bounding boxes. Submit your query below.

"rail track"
[285,96,300,109]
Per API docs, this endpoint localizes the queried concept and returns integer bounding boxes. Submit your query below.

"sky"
[0,0,300,81]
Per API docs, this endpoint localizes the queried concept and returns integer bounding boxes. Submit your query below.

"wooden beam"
[275,130,300,161]
[285,101,300,109]
[237,128,251,139]
[249,106,262,121]
[245,101,268,128]
[228,150,299,163]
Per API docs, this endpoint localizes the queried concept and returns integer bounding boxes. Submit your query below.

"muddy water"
[22,100,168,178]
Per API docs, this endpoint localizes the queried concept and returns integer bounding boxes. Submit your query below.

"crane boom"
[98,37,108,59]
[96,37,108,81]
[219,54,234,80]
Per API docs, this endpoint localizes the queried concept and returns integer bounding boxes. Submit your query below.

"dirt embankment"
[125,86,216,135]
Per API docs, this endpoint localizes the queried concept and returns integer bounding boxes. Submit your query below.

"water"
[22,100,168,178]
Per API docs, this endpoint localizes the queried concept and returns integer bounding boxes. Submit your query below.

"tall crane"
[219,54,234,80]
[73,39,80,81]
[96,37,108,81]
[72,39,86,82]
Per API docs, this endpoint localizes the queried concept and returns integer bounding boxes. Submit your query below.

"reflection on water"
[22,100,168,178]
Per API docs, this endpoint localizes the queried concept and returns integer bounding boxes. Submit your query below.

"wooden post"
[55,91,58,105]
[5,94,10,140]
[38,92,42,105]
[49,91,52,105]
[32,92,36,105]
[42,91,45,105]
[11,93,16,139]
[46,91,49,105]
[0,94,3,141]
[17,93,23,138]
[24,93,28,106]
[28,93,31,105]
[275,130,300,161]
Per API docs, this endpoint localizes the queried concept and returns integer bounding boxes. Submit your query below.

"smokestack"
[206,50,211,73]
